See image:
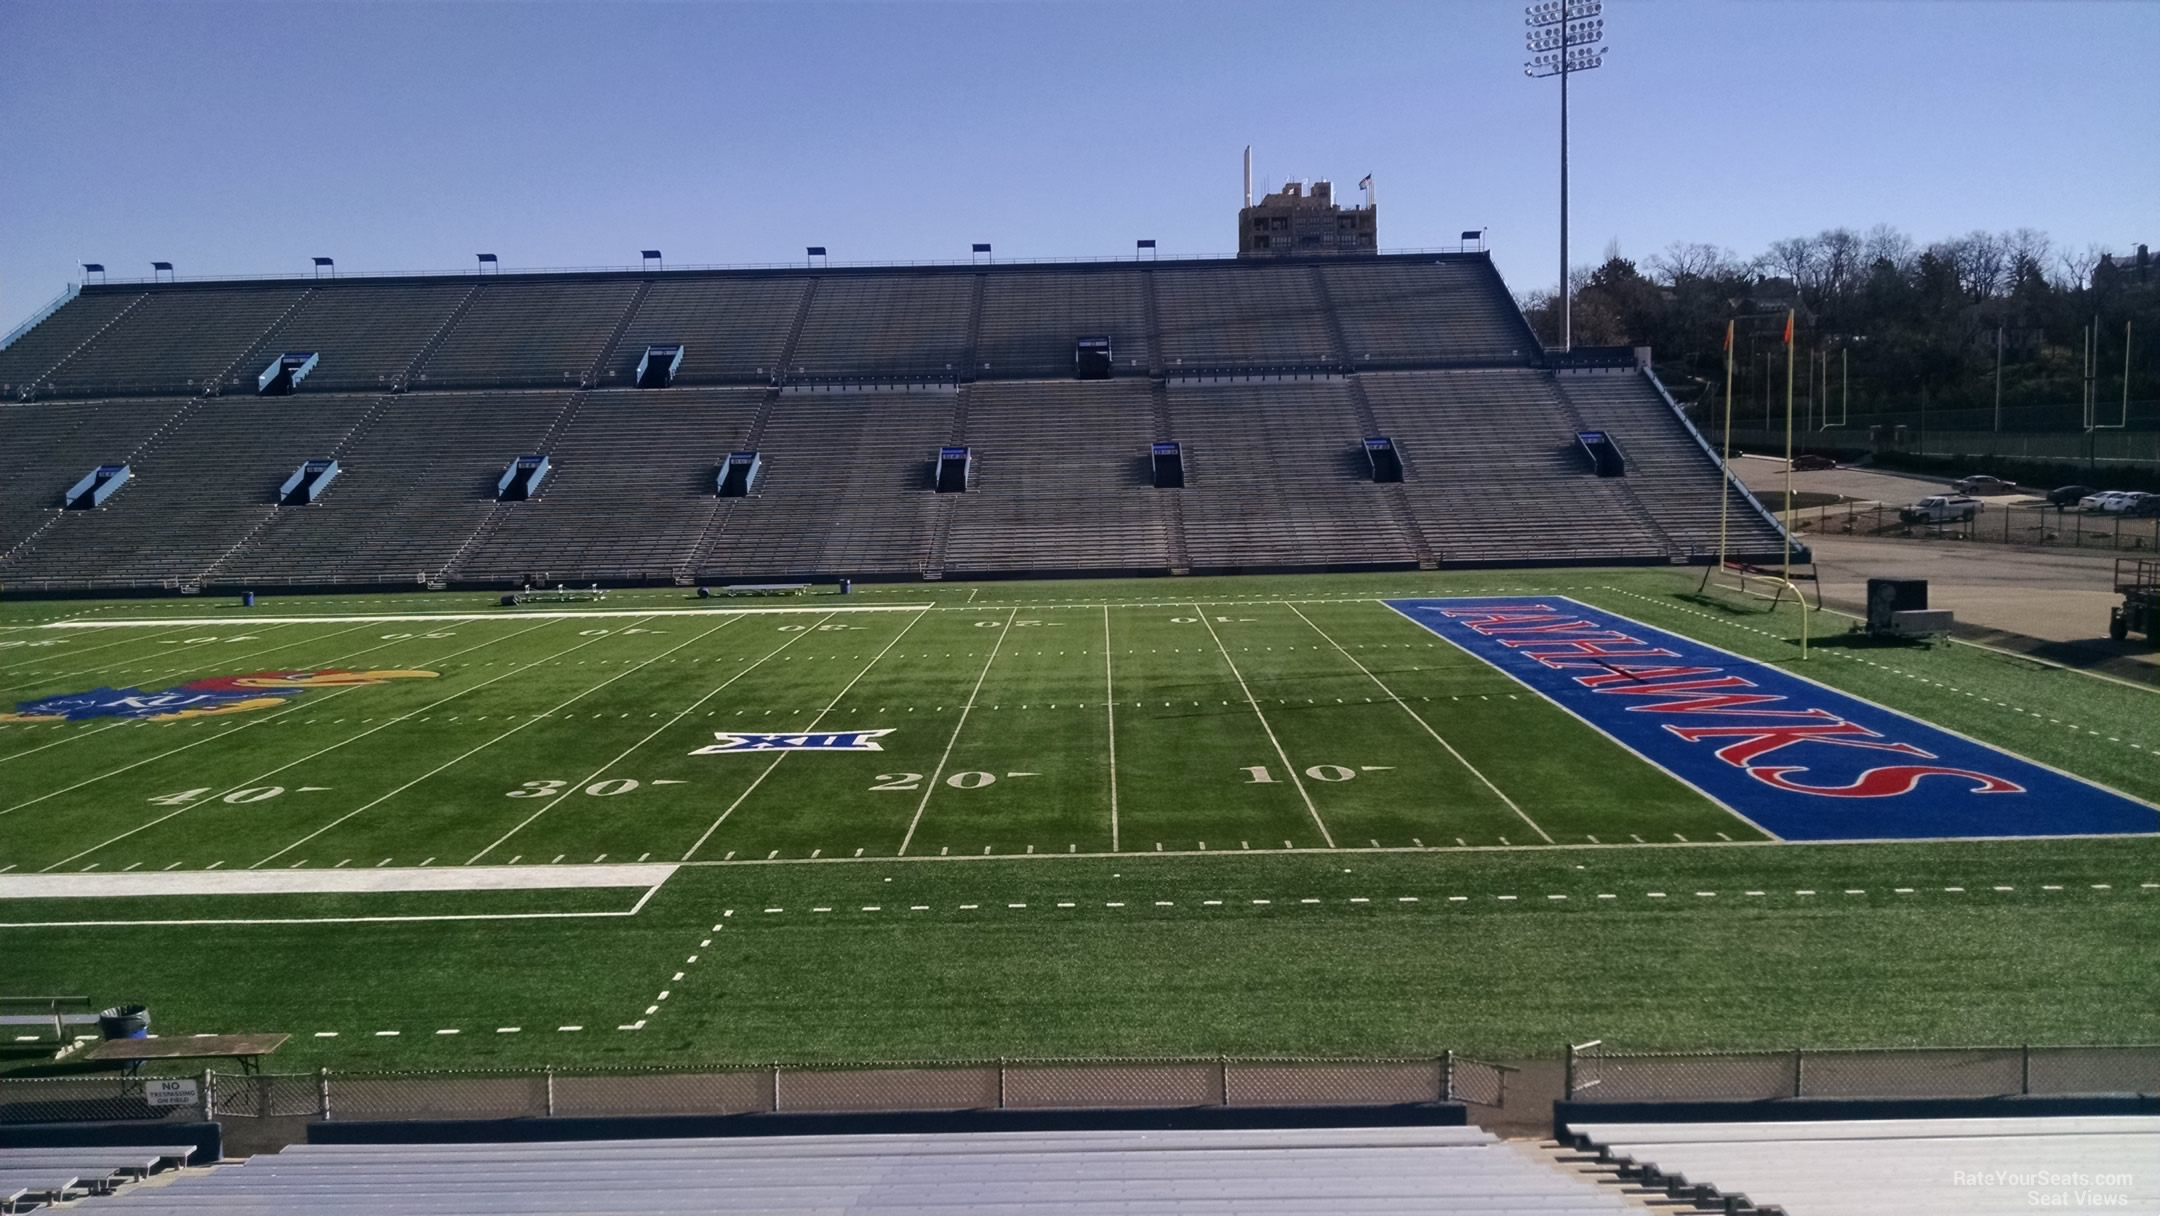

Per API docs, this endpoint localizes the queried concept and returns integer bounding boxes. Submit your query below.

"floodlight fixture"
[150,261,174,281]
[477,253,498,274]
[81,262,105,282]
[806,245,828,268]
[1523,0,1606,352]
[640,250,663,270]
[312,256,335,279]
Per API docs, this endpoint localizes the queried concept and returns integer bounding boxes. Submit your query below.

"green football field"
[3,569,2156,1072]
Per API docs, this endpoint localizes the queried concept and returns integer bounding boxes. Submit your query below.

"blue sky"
[2,0,2154,327]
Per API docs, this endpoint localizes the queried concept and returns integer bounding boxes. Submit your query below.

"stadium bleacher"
[1568,1116,2160,1214]
[68,1126,1638,1214]
[0,253,1795,591]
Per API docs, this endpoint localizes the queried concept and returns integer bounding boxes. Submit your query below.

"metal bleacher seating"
[1153,264,1336,371]
[942,380,1171,574]
[1,396,378,590]
[211,392,572,586]
[80,1126,1637,1214]
[975,271,1150,378]
[414,281,642,390]
[1362,370,1670,565]
[1555,370,1788,560]
[0,397,195,575]
[0,1143,195,1211]
[788,274,974,381]
[229,283,474,395]
[691,390,950,579]
[40,288,310,399]
[1569,1116,2160,1214]
[597,278,807,387]
[1320,260,1538,367]
[1166,380,1415,569]
[0,253,1797,591]
[0,291,149,399]
[457,388,767,583]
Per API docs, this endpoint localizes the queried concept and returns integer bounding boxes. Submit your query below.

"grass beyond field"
[2,568,2155,1073]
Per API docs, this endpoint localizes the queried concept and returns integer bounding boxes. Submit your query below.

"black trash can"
[98,1004,150,1040]
[240,591,255,608]
[838,578,852,596]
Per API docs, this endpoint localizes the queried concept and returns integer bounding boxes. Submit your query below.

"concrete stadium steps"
[232,282,475,394]
[1361,370,1671,564]
[975,270,1151,379]
[0,397,197,562]
[1165,380,1416,570]
[692,390,951,578]
[788,275,976,380]
[0,396,381,589]
[1153,264,1337,372]
[941,380,1172,574]
[453,389,768,583]
[1320,261,1537,367]
[0,289,148,397]
[1554,371,1787,558]
[38,287,311,398]
[597,277,808,387]
[414,281,644,390]
[212,392,574,586]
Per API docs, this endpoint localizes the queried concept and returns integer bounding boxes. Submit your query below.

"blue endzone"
[1385,596,2156,841]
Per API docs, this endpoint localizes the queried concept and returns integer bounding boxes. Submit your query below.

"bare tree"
[1861,224,1915,271]
[1650,241,1742,282]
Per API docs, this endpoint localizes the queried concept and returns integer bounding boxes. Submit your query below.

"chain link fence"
[3,1056,1509,1123]
[1785,498,2160,553]
[1566,1043,2160,1102]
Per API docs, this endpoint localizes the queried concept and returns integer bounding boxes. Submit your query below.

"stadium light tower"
[1524,0,1605,353]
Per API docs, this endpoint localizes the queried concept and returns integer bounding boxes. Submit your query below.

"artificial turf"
[2,568,2154,1075]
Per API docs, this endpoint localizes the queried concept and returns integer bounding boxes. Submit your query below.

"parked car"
[2119,492,2160,518]
[2047,485,2098,508]
[1790,454,1836,471]
[1900,495,1982,525]
[1951,474,2013,494]
[2080,491,2126,512]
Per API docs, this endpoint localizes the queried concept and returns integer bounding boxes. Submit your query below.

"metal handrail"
[0,282,81,352]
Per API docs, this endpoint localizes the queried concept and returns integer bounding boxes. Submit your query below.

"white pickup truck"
[1899,495,1981,525]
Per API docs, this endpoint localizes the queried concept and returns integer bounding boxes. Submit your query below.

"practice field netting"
[2,572,2154,884]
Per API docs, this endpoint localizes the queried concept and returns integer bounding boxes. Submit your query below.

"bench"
[720,582,812,596]
[0,996,95,1044]
[85,1032,288,1076]
[0,1148,185,1177]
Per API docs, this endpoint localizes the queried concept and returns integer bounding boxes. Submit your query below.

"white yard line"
[681,609,931,861]
[0,621,348,697]
[0,720,133,766]
[465,613,826,863]
[247,615,721,867]
[0,620,480,822]
[898,608,1018,856]
[0,622,201,672]
[1286,601,1552,844]
[1104,604,1119,853]
[35,620,569,872]
[1189,602,1335,848]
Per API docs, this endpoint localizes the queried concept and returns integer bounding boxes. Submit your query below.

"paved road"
[1799,534,2155,680]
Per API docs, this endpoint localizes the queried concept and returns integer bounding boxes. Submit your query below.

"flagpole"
[1783,308,1795,582]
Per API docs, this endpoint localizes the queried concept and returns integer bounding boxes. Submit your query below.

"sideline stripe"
[898,608,1018,856]
[1190,602,1335,848]
[1,862,674,899]
[44,605,933,628]
[0,620,332,696]
[465,613,829,862]
[681,608,931,861]
[1292,602,1551,843]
